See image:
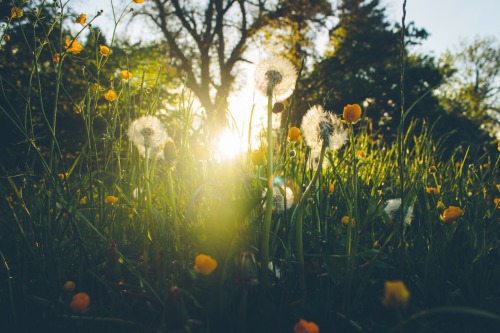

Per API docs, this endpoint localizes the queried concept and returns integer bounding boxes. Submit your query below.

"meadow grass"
[1,1,499,333]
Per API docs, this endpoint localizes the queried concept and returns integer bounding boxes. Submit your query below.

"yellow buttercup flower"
[80,196,87,205]
[287,126,301,142]
[62,280,75,292]
[341,215,355,226]
[121,70,133,80]
[250,150,266,166]
[105,195,119,204]
[343,103,362,123]
[440,206,464,224]
[382,280,410,308]
[64,38,83,55]
[494,198,500,208]
[11,7,24,18]
[133,0,145,3]
[104,89,118,101]
[75,14,87,25]
[99,45,111,56]
[194,254,217,275]
[294,319,319,333]
[58,172,70,181]
[425,185,441,195]
[328,183,334,194]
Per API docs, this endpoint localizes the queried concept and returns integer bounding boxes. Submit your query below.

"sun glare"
[215,129,246,160]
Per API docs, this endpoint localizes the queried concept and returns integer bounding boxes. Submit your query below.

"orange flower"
[294,319,319,333]
[99,45,111,56]
[250,150,266,166]
[53,53,61,63]
[70,292,90,314]
[105,195,119,204]
[382,280,410,308]
[104,89,118,101]
[64,38,83,55]
[133,0,145,3]
[341,215,355,226]
[425,185,441,195]
[11,7,24,18]
[288,126,301,142]
[62,280,75,292]
[194,254,218,275]
[343,103,362,123]
[121,70,133,80]
[328,183,334,194]
[440,206,464,224]
[80,196,87,205]
[75,14,87,25]
[3,34,10,42]
[58,172,70,181]
[357,150,366,158]
[494,198,500,207]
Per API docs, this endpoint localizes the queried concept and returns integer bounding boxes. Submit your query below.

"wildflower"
[288,126,301,143]
[80,197,87,205]
[494,198,500,207]
[343,103,362,123]
[383,198,414,225]
[440,206,463,224]
[70,292,90,314]
[133,0,145,3]
[3,34,11,42]
[251,150,266,166]
[382,280,410,308]
[105,195,119,204]
[328,183,334,194]
[341,215,355,226]
[64,38,83,55]
[58,172,70,181]
[121,70,133,80]
[104,89,118,101]
[53,53,60,63]
[294,318,319,333]
[75,14,86,25]
[11,7,24,18]
[272,184,294,212]
[437,200,446,210]
[428,165,437,174]
[62,280,75,292]
[357,150,366,158]
[99,45,111,56]
[91,83,102,93]
[194,254,218,275]
[254,56,297,101]
[425,185,441,195]
[128,116,169,159]
[272,102,285,114]
[301,105,347,158]
[374,240,380,249]
[163,140,177,163]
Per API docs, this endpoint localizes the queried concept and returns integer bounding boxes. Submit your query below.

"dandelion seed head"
[384,198,414,225]
[128,116,168,159]
[254,56,297,101]
[272,185,294,212]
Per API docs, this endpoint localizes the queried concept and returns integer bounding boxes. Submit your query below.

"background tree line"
[1,0,498,171]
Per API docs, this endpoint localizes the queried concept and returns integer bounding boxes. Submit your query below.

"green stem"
[260,95,274,290]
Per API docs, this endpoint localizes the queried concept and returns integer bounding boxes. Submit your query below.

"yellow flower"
[440,206,464,224]
[437,200,446,210]
[99,45,111,56]
[91,83,102,93]
[498,142,500,152]
[58,172,70,181]
[341,215,355,226]
[287,126,301,142]
[62,280,75,292]
[294,319,319,333]
[494,198,500,207]
[357,150,366,158]
[105,195,119,204]
[80,196,87,205]
[194,254,217,275]
[64,38,83,55]
[75,14,87,25]
[53,53,60,63]
[425,185,441,195]
[328,183,334,194]
[121,70,133,80]
[104,89,118,101]
[382,280,410,308]
[250,150,266,166]
[343,103,362,123]
[11,7,24,18]
[133,0,145,3]
[3,34,11,42]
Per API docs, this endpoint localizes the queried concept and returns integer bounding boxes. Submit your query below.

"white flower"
[384,198,414,225]
[272,185,294,212]
[301,105,347,157]
[128,115,168,159]
[254,56,297,101]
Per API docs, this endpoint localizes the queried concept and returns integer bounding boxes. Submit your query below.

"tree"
[437,37,500,137]
[139,0,332,130]
[294,0,443,139]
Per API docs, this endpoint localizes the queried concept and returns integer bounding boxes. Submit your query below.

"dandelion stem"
[260,94,274,290]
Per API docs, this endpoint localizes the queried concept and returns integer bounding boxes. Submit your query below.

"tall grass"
[1,1,499,333]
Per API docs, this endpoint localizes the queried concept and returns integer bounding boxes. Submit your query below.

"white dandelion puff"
[254,56,297,101]
[128,115,168,159]
[301,105,347,157]
[383,198,414,225]
[272,185,294,212]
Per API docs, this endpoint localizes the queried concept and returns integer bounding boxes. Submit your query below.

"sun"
[214,129,246,160]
